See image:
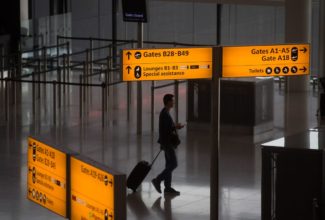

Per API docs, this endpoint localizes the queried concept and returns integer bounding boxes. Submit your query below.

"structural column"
[284,0,312,141]
[137,23,143,135]
[319,0,325,151]
[319,0,325,81]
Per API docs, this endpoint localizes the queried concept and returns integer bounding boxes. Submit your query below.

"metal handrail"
[22,42,69,54]
[0,76,124,88]
[57,35,212,47]
[0,42,69,58]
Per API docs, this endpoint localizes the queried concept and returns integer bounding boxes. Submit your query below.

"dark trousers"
[156,147,178,189]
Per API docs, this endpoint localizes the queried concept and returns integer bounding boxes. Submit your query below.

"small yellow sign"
[122,48,213,81]
[222,44,310,77]
[27,137,67,217]
[70,156,115,220]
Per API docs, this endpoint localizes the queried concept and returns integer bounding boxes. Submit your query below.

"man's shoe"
[164,187,180,195]
[152,178,162,193]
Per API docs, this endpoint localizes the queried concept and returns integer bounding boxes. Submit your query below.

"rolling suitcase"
[127,150,162,192]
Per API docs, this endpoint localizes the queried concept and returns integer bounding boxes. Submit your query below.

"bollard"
[105,58,109,113]
[56,36,60,68]
[57,67,61,109]
[66,41,70,56]
[108,45,112,62]
[17,42,22,76]
[79,75,83,120]
[42,47,47,97]
[12,74,16,106]
[37,59,41,100]
[88,42,93,105]
[5,78,8,121]
[63,54,66,94]
[67,46,71,88]
[42,46,47,72]
[89,38,93,76]
[86,50,90,105]
[106,56,111,97]
[32,72,36,119]
[53,81,57,125]
[312,78,317,91]
[174,80,179,124]
[101,83,106,127]
[66,42,71,106]
[83,62,87,103]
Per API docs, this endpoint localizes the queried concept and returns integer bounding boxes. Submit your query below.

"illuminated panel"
[27,137,67,217]
[122,48,213,81]
[70,156,126,220]
[222,44,310,78]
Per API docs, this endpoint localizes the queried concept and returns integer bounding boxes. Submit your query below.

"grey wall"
[26,0,319,75]
[70,1,285,45]
[221,5,284,45]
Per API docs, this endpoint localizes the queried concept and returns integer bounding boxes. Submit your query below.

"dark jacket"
[158,107,175,148]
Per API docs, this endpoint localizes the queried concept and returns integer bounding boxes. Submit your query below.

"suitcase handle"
[151,150,162,167]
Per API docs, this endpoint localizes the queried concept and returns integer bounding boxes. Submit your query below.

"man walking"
[152,94,184,195]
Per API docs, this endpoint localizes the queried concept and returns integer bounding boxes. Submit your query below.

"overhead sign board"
[222,44,310,78]
[27,137,69,218]
[122,0,147,23]
[70,155,126,220]
[122,48,213,81]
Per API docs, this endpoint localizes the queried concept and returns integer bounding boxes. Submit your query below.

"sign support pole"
[211,47,222,220]
[137,22,143,135]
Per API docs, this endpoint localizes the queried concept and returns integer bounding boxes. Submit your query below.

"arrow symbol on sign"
[126,66,132,74]
[299,47,307,53]
[126,51,132,60]
[299,66,307,72]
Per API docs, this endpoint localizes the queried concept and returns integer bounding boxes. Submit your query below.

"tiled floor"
[0,74,320,220]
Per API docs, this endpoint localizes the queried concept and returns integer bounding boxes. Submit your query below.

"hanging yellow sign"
[70,156,118,220]
[27,137,68,217]
[122,48,213,81]
[222,44,310,77]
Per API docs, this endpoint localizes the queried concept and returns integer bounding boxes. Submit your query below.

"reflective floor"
[0,76,321,220]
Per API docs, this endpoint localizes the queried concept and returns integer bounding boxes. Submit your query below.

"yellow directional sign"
[222,44,310,78]
[27,137,68,217]
[70,155,125,220]
[122,48,213,81]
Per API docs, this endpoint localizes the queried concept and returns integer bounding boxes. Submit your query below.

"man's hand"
[175,123,185,129]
